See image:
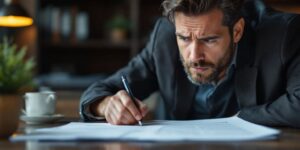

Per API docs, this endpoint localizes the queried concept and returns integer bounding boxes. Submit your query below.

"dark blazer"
[80,0,300,128]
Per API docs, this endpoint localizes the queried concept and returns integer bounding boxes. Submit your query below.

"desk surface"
[1,122,300,150]
[1,91,300,150]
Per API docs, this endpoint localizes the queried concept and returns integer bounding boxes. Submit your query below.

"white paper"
[11,117,280,142]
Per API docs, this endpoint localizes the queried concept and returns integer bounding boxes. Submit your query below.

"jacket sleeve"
[238,15,300,128]
[79,18,168,121]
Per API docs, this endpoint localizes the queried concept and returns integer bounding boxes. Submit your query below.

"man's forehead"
[174,9,227,36]
[175,8,224,21]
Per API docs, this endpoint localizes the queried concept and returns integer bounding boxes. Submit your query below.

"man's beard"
[180,41,235,85]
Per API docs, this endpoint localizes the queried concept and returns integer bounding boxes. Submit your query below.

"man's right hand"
[91,90,148,125]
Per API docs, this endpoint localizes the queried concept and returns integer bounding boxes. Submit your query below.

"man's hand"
[91,90,148,125]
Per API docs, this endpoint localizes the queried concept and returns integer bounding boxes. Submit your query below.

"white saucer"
[20,114,64,125]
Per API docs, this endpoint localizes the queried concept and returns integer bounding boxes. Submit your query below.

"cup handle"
[46,94,56,103]
[22,95,28,115]
[21,109,27,115]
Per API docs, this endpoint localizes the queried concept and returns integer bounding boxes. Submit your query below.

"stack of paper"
[11,117,280,142]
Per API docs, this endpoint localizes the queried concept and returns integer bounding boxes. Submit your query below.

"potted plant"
[0,38,35,139]
[105,14,131,43]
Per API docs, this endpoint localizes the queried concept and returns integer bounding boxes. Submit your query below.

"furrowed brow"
[197,35,220,41]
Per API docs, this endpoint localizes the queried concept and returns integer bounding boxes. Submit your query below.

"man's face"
[174,9,244,85]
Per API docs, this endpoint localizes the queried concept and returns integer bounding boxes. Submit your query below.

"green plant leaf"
[0,37,36,94]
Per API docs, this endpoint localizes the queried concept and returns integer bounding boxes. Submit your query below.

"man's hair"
[162,0,244,27]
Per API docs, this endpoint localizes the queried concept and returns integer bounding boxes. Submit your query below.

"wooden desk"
[1,122,300,150]
[1,91,300,150]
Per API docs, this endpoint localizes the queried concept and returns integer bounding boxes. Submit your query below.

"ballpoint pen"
[121,75,143,126]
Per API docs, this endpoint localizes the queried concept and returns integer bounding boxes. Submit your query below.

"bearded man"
[80,0,300,128]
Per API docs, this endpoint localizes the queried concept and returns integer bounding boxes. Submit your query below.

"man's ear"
[233,18,245,43]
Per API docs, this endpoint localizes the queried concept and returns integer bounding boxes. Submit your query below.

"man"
[80,0,300,128]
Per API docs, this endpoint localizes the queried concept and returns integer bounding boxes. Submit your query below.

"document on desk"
[11,117,280,142]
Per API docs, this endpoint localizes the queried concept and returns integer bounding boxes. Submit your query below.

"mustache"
[187,60,215,68]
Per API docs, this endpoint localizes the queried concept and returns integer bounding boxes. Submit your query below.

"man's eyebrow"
[175,32,189,37]
[175,32,219,39]
[197,35,220,41]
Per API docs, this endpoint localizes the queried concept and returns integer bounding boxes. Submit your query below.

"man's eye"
[178,36,190,42]
[203,39,217,43]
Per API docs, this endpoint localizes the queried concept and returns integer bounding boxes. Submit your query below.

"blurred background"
[0,0,300,118]
[1,0,300,91]
[1,0,163,91]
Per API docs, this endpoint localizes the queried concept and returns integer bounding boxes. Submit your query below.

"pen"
[121,75,143,126]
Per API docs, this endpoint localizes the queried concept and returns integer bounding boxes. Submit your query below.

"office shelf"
[36,0,162,75]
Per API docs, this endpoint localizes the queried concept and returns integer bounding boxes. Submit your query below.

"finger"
[111,104,123,125]
[105,105,117,125]
[105,97,124,125]
[120,109,137,125]
[136,99,149,117]
[105,96,136,125]
[105,102,119,125]
[117,91,142,121]
[113,98,137,125]
[105,112,115,125]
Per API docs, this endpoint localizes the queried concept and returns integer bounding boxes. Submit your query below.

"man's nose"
[190,41,205,61]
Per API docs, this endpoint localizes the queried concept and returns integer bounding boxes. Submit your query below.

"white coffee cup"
[23,92,56,117]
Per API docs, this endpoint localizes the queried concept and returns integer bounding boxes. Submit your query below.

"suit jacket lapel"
[173,61,197,120]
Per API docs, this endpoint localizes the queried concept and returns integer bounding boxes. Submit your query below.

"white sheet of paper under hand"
[11,117,280,142]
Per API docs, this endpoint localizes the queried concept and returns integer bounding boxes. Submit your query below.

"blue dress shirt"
[191,50,239,119]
